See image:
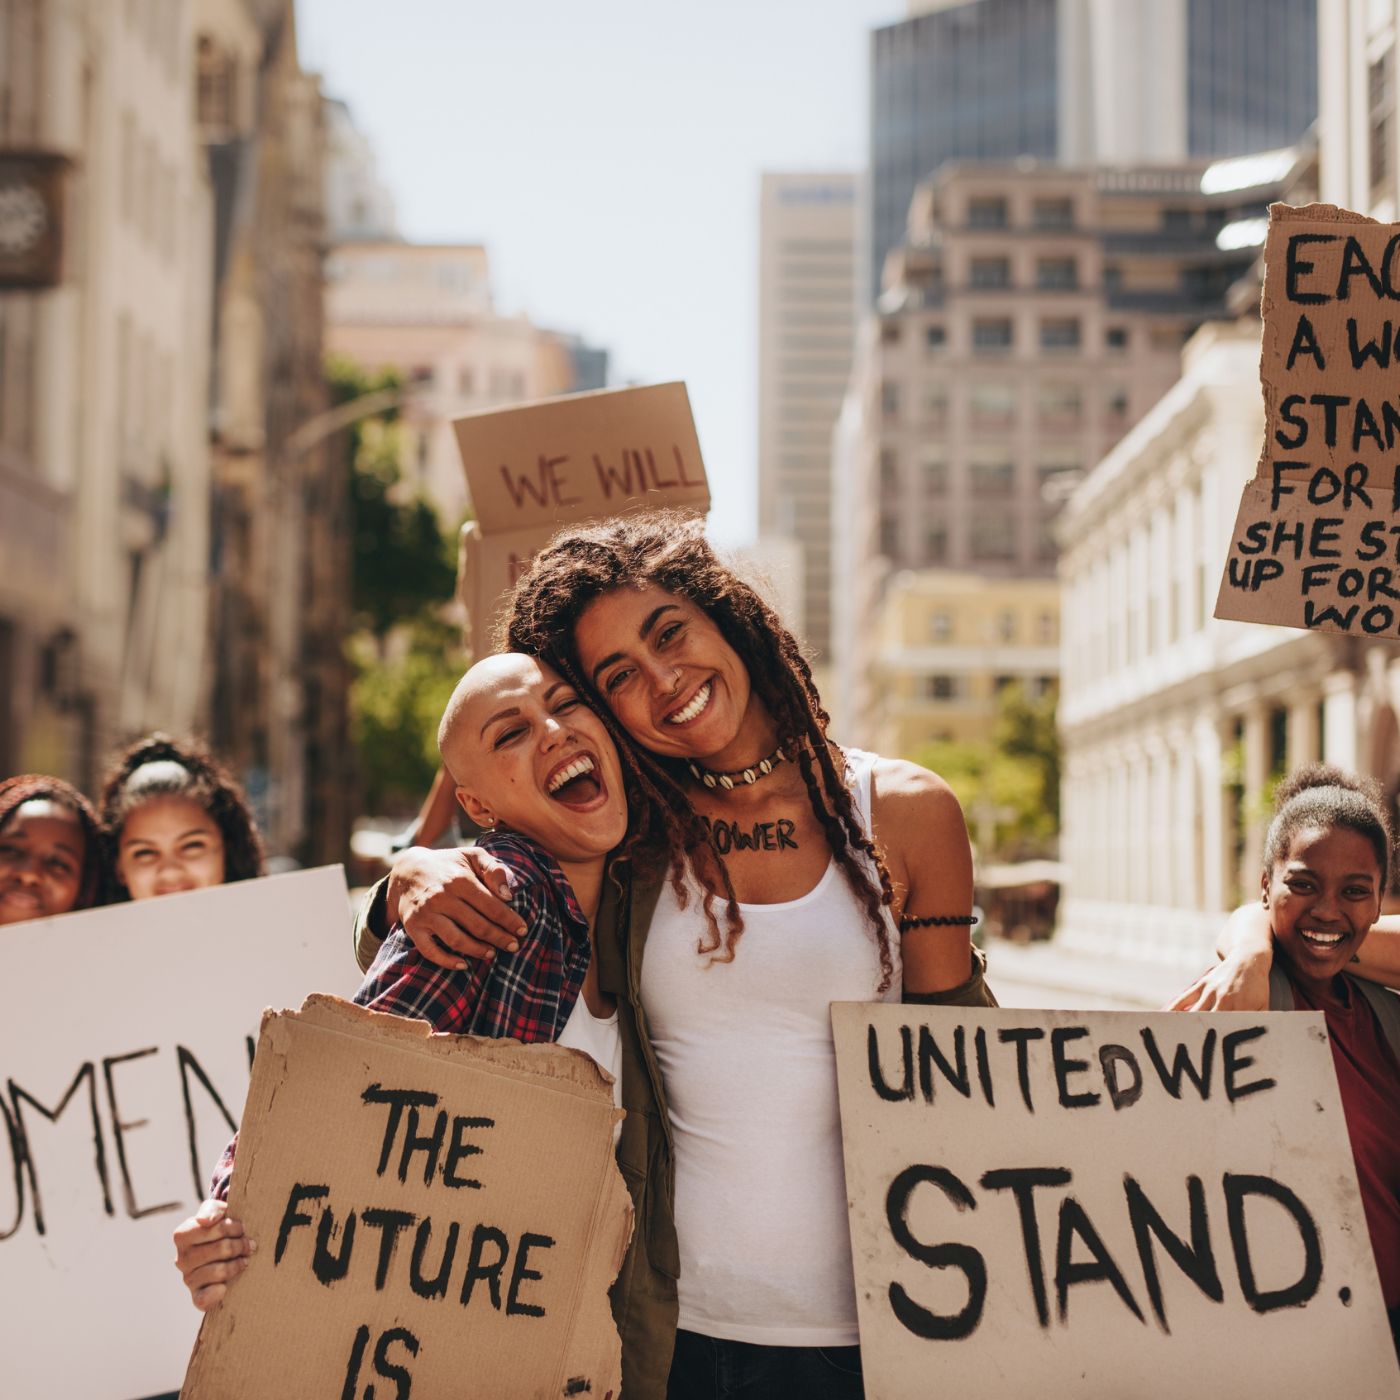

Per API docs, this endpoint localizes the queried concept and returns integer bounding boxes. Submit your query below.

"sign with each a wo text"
[1217,201,1400,637]
[833,1004,1398,1399]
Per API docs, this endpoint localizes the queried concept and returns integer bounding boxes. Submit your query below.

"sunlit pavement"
[982,937,1183,1011]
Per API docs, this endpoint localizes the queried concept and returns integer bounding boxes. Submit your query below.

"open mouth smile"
[665,680,712,726]
[1299,927,1348,949]
[545,752,608,809]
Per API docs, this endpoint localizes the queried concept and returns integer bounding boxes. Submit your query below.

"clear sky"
[296,0,901,544]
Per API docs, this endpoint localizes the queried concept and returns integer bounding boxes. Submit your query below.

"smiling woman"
[97,734,264,902]
[1177,764,1400,1355]
[0,773,103,924]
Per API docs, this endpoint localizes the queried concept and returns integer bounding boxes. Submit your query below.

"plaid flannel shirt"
[210,828,591,1199]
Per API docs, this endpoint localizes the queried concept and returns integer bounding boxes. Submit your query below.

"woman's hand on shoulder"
[387,845,529,971]
[1166,901,1274,1011]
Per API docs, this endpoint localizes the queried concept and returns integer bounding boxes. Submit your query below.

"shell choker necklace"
[686,743,786,790]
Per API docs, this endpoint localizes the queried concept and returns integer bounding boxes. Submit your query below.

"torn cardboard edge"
[1215,201,1400,636]
[181,995,632,1400]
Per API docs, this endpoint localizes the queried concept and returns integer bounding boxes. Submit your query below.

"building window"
[1036,256,1077,290]
[970,460,1015,496]
[997,611,1017,642]
[922,455,948,493]
[970,382,1015,426]
[1032,196,1074,229]
[972,515,1016,561]
[1036,613,1057,644]
[968,196,1008,229]
[1040,317,1081,351]
[924,675,962,701]
[970,256,1011,289]
[972,318,1014,353]
[1161,207,1193,230]
[922,386,949,421]
[1105,325,1129,350]
[1106,384,1130,419]
[1036,522,1058,562]
[879,516,899,557]
[925,523,948,564]
[196,35,237,130]
[1037,382,1082,423]
[930,610,953,643]
[925,323,947,352]
[879,448,899,490]
[881,381,900,417]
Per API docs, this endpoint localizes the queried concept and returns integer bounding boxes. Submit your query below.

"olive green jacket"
[352,870,998,1400]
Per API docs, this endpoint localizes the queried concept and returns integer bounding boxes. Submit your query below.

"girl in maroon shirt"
[1194,765,1400,1352]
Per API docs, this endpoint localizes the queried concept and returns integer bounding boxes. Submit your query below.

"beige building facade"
[870,570,1059,757]
[325,241,580,527]
[0,0,215,784]
[757,172,857,663]
[1054,2,1400,985]
[834,156,1287,740]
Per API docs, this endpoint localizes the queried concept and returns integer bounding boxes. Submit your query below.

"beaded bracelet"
[898,913,978,929]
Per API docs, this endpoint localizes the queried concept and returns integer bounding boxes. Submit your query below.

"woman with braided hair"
[98,734,264,901]
[0,774,103,923]
[360,511,991,1399]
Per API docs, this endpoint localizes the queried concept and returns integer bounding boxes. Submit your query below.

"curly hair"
[1264,762,1394,888]
[503,510,896,991]
[0,774,104,912]
[98,734,265,899]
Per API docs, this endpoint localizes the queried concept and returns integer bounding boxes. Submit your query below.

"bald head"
[439,653,556,789]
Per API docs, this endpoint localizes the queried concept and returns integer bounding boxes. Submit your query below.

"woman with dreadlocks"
[359,512,991,1399]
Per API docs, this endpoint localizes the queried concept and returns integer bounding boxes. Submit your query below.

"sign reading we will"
[832,1005,1399,1400]
[180,997,631,1400]
[452,382,710,651]
[1217,202,1400,635]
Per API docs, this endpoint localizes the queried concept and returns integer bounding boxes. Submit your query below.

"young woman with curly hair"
[98,734,264,901]
[359,512,992,1400]
[0,774,103,923]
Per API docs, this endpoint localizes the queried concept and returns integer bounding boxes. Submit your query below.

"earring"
[480,814,496,830]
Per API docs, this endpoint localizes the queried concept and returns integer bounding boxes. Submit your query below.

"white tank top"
[639,747,901,1345]
[555,992,623,1142]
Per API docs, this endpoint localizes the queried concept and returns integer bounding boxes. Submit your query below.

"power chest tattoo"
[700,813,800,855]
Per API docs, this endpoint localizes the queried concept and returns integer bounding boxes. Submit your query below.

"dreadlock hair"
[503,510,897,992]
[0,774,104,913]
[98,734,265,900]
[1263,763,1394,889]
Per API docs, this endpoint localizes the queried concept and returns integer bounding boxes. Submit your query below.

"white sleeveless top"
[639,747,901,1345]
[556,992,623,1142]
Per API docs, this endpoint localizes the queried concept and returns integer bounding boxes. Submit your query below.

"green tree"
[329,356,464,814]
[914,681,1060,862]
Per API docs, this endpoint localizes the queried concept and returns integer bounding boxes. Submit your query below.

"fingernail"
[455,960,468,971]
[508,941,520,954]
[247,1239,257,1253]
[483,949,495,961]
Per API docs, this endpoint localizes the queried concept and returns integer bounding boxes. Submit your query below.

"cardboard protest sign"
[0,868,357,1400]
[1216,202,1400,637]
[833,1003,1399,1400]
[181,996,631,1400]
[453,381,710,651]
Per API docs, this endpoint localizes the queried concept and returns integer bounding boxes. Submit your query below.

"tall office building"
[869,0,1318,300]
[757,173,858,661]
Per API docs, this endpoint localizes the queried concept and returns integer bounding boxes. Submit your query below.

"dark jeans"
[666,1328,864,1400]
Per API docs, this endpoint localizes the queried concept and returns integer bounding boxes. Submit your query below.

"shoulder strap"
[1267,964,1295,1012]
[1352,976,1400,1063]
